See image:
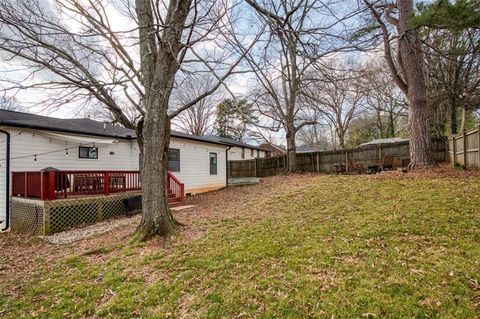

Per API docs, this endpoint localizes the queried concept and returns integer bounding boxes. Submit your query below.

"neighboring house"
[0,110,233,232]
[213,137,269,161]
[259,143,285,157]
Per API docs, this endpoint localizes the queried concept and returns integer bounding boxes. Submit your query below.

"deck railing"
[12,170,141,200]
[167,171,185,203]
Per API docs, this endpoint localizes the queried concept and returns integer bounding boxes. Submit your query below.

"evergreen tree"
[215,99,257,141]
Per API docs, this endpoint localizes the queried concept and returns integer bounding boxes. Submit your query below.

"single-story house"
[258,143,285,157]
[0,110,262,234]
[212,137,269,160]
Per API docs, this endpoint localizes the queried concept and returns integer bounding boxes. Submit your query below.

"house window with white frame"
[168,148,180,172]
[210,152,217,175]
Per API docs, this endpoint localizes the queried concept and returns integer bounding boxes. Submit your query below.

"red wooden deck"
[11,170,184,206]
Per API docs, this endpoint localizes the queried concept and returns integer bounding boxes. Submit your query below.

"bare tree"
[232,0,360,173]
[0,0,252,240]
[171,76,218,136]
[363,0,435,167]
[0,96,24,111]
[362,59,407,137]
[423,28,480,135]
[306,61,366,149]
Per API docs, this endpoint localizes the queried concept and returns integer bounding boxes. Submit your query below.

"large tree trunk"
[398,0,435,168]
[387,111,395,137]
[135,0,193,240]
[337,130,346,149]
[136,117,145,171]
[136,113,176,240]
[450,97,458,134]
[285,124,296,174]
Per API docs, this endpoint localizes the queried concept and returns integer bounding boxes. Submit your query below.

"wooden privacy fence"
[448,126,480,167]
[228,138,448,178]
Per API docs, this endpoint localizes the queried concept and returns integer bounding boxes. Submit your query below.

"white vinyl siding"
[0,133,6,226]
[0,127,139,228]
[228,146,266,161]
[169,137,227,194]
[0,126,230,230]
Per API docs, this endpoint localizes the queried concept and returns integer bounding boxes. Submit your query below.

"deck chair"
[348,157,365,174]
[381,155,394,171]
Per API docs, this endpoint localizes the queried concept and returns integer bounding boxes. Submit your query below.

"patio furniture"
[381,155,394,171]
[333,163,346,175]
[367,165,381,174]
[348,157,365,174]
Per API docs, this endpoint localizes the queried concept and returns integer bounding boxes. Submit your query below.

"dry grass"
[1,167,479,318]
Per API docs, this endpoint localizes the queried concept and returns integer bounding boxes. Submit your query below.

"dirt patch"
[44,215,141,245]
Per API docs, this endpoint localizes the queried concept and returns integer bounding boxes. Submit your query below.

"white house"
[213,137,269,161]
[0,110,253,232]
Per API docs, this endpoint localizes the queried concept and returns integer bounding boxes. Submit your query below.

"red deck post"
[40,172,46,200]
[180,183,185,203]
[104,172,110,196]
[48,171,56,200]
[24,172,28,198]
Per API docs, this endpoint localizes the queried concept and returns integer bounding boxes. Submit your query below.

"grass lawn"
[1,171,479,318]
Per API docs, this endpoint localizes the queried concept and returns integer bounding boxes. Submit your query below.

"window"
[251,149,254,157]
[78,146,98,159]
[241,147,245,159]
[210,152,217,175]
[168,148,180,172]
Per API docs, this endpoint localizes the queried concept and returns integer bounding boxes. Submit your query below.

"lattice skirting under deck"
[10,193,142,235]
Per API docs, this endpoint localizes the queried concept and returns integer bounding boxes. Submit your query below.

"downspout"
[0,129,10,231]
[225,146,232,186]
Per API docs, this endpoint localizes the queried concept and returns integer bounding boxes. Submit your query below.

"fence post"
[316,153,320,172]
[477,124,480,167]
[43,202,51,236]
[253,158,257,177]
[463,130,467,165]
[104,172,110,196]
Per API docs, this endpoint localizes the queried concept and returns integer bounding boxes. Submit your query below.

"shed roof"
[358,137,409,147]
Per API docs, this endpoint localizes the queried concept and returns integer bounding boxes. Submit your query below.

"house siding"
[228,146,266,161]
[0,127,139,227]
[0,127,229,229]
[169,137,227,194]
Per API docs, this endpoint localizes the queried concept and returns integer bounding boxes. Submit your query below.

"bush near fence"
[228,138,448,178]
[448,126,480,168]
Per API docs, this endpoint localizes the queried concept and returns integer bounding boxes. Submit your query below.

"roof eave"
[0,122,135,140]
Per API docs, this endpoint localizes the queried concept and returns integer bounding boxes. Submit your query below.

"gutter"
[225,146,232,185]
[0,129,10,231]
